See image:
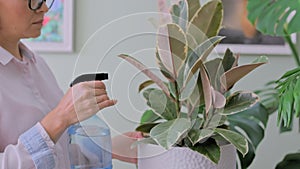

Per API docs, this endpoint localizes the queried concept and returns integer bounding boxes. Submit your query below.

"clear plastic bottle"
[68,73,112,169]
[68,115,113,169]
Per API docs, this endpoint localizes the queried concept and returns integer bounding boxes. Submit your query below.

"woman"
[0,0,140,168]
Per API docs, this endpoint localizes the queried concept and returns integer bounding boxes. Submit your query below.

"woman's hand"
[112,132,143,164]
[41,81,116,142]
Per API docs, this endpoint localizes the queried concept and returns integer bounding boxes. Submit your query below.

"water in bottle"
[69,116,113,169]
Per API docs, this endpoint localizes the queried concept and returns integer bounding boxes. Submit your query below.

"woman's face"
[0,0,49,40]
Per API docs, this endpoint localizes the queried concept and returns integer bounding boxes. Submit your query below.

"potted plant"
[247,0,300,168]
[118,0,268,168]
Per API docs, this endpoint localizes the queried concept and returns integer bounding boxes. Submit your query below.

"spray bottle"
[68,73,112,169]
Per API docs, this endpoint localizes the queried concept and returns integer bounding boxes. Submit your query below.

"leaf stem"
[283,29,300,67]
[174,81,181,117]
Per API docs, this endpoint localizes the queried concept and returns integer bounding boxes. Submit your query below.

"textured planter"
[138,144,236,169]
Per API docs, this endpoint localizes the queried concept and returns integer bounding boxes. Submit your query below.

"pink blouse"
[0,43,70,168]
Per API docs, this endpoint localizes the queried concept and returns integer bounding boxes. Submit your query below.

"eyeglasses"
[28,0,55,11]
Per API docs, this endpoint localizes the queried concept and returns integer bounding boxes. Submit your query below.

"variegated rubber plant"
[118,0,268,165]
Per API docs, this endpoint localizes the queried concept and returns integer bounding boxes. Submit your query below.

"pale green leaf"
[187,0,201,21]
[131,137,157,149]
[136,123,159,133]
[171,1,188,31]
[184,36,224,85]
[150,118,191,149]
[143,88,177,120]
[222,92,259,115]
[157,24,187,78]
[205,58,223,91]
[188,129,214,145]
[214,128,248,156]
[187,0,223,44]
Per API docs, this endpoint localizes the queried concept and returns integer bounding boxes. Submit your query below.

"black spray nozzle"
[70,73,108,87]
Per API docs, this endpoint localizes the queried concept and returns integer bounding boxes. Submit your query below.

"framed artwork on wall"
[22,0,74,52]
[215,0,295,55]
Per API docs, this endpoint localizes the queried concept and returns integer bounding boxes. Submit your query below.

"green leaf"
[171,1,188,31]
[189,138,220,164]
[179,68,199,101]
[204,113,227,129]
[276,67,300,128]
[276,152,300,169]
[188,129,214,145]
[294,79,300,117]
[191,117,204,129]
[255,84,279,115]
[223,92,259,115]
[187,0,223,45]
[277,67,300,81]
[157,24,187,78]
[233,101,277,169]
[222,48,236,72]
[248,0,300,36]
[143,88,177,120]
[214,128,248,156]
[136,123,159,133]
[131,137,157,149]
[140,109,161,124]
[184,36,224,87]
[156,51,175,82]
[150,118,191,149]
[229,118,264,148]
[187,0,201,22]
[205,58,223,91]
[237,140,256,169]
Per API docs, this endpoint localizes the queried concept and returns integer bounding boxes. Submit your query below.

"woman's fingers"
[95,95,110,103]
[93,89,107,96]
[98,99,117,110]
[83,81,106,90]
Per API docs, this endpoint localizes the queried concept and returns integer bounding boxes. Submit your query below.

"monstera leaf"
[227,103,269,169]
[276,152,300,169]
[247,0,300,36]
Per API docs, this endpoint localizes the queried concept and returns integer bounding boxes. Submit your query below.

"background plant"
[247,0,300,168]
[119,0,268,167]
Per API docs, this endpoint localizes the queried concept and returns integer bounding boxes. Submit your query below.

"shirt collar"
[0,42,36,65]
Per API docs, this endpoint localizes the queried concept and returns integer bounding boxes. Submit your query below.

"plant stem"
[283,29,300,67]
[174,82,181,117]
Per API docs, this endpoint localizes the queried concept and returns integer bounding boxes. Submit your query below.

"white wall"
[38,1,300,168]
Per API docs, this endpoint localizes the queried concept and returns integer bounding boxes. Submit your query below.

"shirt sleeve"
[0,123,56,169]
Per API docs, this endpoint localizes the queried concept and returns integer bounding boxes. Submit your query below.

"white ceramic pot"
[138,143,236,169]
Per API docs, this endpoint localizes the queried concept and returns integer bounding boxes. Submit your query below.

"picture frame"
[22,0,74,52]
[215,0,295,55]
[215,41,294,55]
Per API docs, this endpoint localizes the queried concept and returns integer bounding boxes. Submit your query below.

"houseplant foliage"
[119,0,268,166]
[247,0,300,168]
